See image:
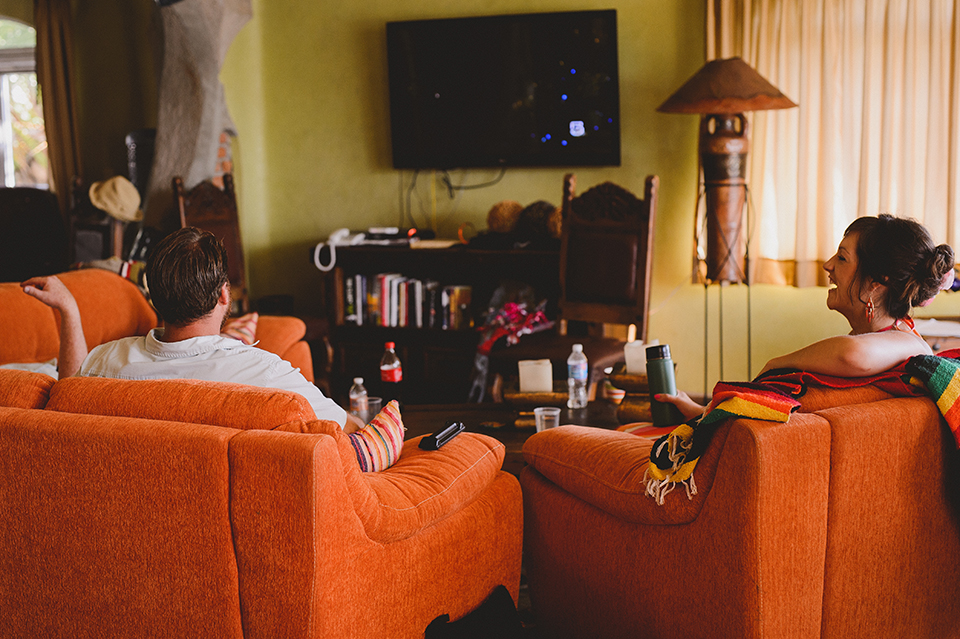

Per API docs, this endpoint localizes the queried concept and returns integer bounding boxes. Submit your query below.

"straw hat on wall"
[89,176,143,222]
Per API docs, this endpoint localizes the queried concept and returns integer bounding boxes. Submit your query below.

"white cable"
[314,242,336,272]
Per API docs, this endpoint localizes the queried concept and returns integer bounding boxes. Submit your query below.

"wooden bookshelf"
[321,243,560,404]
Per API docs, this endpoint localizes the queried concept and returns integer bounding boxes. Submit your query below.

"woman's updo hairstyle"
[844,214,954,319]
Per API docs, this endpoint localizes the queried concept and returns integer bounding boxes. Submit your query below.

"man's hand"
[21,276,87,378]
[21,276,78,314]
[344,411,366,434]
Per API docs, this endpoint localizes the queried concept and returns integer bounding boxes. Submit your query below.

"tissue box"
[518,359,554,393]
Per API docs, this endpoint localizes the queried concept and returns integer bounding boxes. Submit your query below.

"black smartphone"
[419,420,465,450]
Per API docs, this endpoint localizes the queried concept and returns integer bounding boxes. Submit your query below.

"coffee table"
[402,401,623,476]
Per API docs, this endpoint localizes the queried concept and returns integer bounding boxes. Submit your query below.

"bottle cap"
[385,341,395,349]
[572,343,583,352]
[646,344,671,360]
[353,377,363,385]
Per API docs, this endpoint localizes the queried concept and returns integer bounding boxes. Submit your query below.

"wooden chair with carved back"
[486,173,658,401]
[559,173,658,336]
[173,173,249,314]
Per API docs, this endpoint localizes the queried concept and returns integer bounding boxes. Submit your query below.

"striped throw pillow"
[221,312,259,345]
[348,400,406,472]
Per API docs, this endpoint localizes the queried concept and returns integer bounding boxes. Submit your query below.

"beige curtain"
[35,0,81,220]
[710,0,960,286]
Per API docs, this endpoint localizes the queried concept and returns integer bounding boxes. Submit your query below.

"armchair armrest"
[523,416,828,526]
[523,425,723,525]
[359,435,507,542]
[281,418,507,543]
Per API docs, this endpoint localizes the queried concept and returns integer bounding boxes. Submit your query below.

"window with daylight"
[0,19,46,188]
[710,0,960,287]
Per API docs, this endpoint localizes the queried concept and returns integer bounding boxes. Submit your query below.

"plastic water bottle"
[348,377,368,418]
[567,343,588,409]
[646,344,685,427]
[380,341,403,403]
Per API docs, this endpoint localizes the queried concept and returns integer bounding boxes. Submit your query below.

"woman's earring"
[865,298,875,323]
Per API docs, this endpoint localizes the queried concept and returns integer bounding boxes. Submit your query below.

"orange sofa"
[0,369,523,638]
[520,385,960,639]
[0,268,316,381]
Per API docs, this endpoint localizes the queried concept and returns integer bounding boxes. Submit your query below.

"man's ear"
[218,283,231,307]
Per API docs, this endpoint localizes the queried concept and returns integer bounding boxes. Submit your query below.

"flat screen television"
[386,10,621,170]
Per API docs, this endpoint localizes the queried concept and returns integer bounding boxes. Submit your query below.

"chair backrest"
[558,174,658,341]
[173,173,248,314]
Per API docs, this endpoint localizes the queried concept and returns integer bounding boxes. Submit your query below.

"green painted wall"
[218,0,960,392]
[11,0,959,392]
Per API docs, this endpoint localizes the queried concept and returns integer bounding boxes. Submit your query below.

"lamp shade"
[657,57,797,115]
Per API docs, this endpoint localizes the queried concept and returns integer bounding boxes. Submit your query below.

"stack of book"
[343,273,472,330]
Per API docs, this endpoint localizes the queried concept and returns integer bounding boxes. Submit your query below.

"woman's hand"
[653,390,705,420]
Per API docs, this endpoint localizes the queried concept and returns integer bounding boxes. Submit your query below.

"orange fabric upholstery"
[0,269,315,380]
[256,314,315,381]
[57,269,159,352]
[0,369,55,408]
[230,429,522,638]
[0,279,62,364]
[521,389,960,638]
[0,406,245,637]
[47,376,318,427]
[817,397,960,638]
[280,416,511,543]
[0,376,523,638]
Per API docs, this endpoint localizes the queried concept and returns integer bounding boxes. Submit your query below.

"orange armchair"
[0,268,316,381]
[0,371,523,638]
[520,388,960,638]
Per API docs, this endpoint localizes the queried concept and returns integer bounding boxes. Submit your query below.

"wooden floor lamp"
[657,57,797,284]
[657,57,797,388]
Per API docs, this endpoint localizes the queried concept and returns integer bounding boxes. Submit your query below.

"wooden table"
[402,401,622,476]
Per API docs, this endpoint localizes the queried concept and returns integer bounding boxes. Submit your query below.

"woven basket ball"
[487,200,524,233]
[515,200,562,239]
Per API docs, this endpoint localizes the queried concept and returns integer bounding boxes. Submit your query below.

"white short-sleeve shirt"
[78,328,347,427]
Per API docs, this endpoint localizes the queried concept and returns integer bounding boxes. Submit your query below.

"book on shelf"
[344,276,356,324]
[342,274,471,330]
[424,280,440,329]
[441,285,473,330]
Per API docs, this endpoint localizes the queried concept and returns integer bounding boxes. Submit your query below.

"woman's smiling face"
[824,232,863,316]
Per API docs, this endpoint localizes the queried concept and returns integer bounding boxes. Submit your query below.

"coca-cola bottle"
[380,341,403,404]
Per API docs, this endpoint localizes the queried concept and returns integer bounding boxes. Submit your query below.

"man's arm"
[21,276,87,378]
[344,412,365,434]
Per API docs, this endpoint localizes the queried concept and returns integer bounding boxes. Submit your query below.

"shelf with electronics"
[318,241,561,405]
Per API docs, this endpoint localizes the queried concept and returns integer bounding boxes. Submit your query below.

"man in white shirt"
[22,227,361,432]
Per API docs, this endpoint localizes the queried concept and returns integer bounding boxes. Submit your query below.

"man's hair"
[146,227,230,326]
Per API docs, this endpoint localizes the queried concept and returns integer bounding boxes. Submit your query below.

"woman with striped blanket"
[661,214,955,419]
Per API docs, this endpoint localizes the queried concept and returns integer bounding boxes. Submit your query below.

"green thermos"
[646,344,685,427]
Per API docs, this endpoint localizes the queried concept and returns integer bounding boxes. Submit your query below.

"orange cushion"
[46,377,317,430]
[0,369,55,409]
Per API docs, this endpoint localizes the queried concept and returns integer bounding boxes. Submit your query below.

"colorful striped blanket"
[644,348,960,505]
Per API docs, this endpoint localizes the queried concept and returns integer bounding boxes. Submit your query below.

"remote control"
[419,420,465,450]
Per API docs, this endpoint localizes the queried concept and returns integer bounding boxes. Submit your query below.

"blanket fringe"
[644,432,698,504]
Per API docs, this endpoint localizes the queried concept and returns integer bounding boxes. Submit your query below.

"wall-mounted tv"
[386,10,621,170]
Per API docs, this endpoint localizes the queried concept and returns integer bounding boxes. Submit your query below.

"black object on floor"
[424,585,526,639]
